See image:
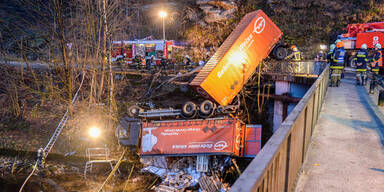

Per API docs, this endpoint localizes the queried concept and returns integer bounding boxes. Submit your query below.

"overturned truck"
[119,10,284,191]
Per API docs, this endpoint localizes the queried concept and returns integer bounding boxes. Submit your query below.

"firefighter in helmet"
[287,45,302,61]
[353,43,369,85]
[371,43,382,75]
[327,44,336,64]
[330,41,345,87]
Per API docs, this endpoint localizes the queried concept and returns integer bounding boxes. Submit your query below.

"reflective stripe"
[356,69,367,72]
[373,51,382,67]
[372,69,379,72]
[330,66,344,69]
[293,52,301,61]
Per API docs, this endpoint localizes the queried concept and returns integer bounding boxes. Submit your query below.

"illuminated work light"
[89,126,101,138]
[159,11,167,18]
[320,44,327,50]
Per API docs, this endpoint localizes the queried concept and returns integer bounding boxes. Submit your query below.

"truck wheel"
[272,45,287,60]
[199,100,216,118]
[127,105,143,117]
[182,101,197,118]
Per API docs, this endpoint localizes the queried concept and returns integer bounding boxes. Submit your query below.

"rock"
[71,166,80,172]
[132,176,142,183]
[197,0,238,9]
[196,0,239,23]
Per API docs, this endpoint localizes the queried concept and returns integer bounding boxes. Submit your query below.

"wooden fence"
[230,65,329,192]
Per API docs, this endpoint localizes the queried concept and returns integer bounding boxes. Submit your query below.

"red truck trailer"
[126,10,285,119]
[190,10,283,106]
[139,117,261,157]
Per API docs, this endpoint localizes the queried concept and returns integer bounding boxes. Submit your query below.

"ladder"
[43,112,70,156]
[43,72,85,158]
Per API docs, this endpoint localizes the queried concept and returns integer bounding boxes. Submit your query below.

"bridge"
[230,65,384,192]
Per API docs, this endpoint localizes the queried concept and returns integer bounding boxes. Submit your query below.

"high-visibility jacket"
[372,50,382,68]
[331,48,345,69]
[353,49,369,70]
[327,49,335,63]
[293,51,301,61]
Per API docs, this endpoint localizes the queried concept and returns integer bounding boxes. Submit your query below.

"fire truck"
[111,39,174,66]
[338,22,384,50]
[118,10,286,191]
[337,22,384,67]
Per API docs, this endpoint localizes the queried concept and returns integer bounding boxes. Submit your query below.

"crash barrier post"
[230,64,329,192]
[379,90,384,106]
[367,72,384,106]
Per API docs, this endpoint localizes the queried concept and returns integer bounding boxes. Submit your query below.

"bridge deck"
[295,73,384,192]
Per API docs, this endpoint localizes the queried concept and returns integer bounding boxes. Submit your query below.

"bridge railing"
[266,61,327,76]
[230,64,329,192]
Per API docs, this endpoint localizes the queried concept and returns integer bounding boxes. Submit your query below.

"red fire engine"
[338,22,384,50]
[111,40,174,65]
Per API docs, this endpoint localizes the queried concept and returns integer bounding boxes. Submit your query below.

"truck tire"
[181,101,197,118]
[127,105,143,117]
[199,100,216,118]
[272,45,287,60]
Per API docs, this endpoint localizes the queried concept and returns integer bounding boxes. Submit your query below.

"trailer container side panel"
[140,118,244,156]
[356,32,384,48]
[190,10,283,106]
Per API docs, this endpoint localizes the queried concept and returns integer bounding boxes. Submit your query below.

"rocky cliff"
[183,0,384,57]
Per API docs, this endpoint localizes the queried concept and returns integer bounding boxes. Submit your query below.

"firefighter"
[353,43,369,85]
[160,56,167,70]
[368,43,382,93]
[145,56,152,71]
[205,52,210,62]
[37,147,45,176]
[287,45,302,61]
[133,55,141,69]
[327,44,336,64]
[185,55,191,66]
[371,43,382,75]
[330,41,345,87]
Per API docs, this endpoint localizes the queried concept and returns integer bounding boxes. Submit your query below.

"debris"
[199,172,224,192]
[141,156,229,192]
[196,155,209,172]
[71,166,80,172]
[141,166,167,178]
[64,151,76,156]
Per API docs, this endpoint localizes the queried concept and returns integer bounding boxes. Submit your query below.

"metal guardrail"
[367,72,384,106]
[266,61,327,76]
[230,65,330,192]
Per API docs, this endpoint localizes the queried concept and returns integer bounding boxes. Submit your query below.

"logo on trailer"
[254,17,265,34]
[214,141,228,151]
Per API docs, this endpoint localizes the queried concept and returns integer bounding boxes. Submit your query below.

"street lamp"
[159,11,167,40]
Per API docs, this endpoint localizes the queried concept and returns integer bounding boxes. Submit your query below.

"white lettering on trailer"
[172,145,187,149]
[188,143,213,149]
